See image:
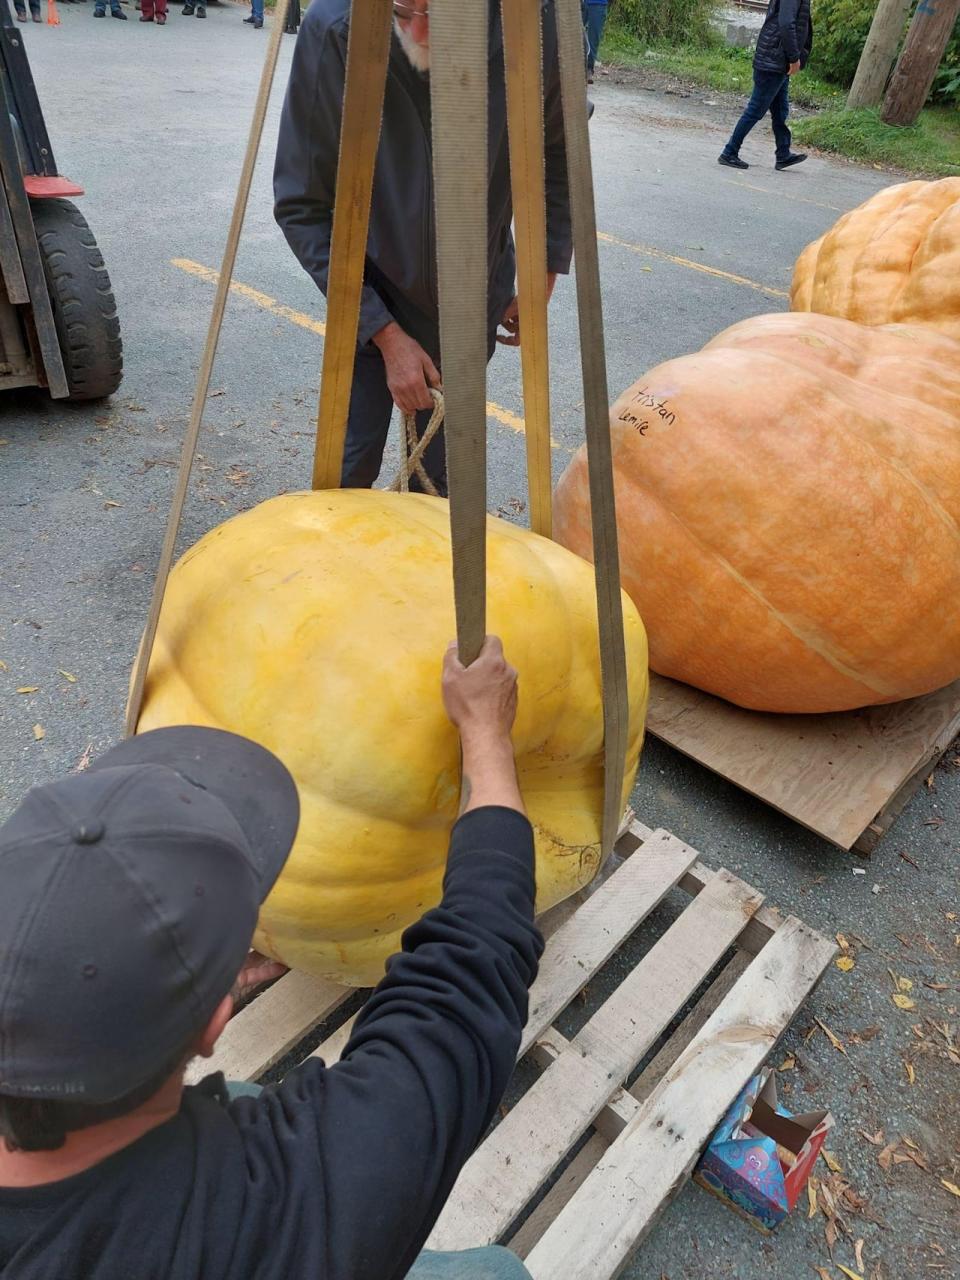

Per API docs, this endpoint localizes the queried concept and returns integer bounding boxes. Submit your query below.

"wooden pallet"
[647,675,960,854]
[197,819,834,1278]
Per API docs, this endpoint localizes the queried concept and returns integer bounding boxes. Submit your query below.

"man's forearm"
[459,730,525,817]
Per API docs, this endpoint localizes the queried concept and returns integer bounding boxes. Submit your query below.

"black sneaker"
[195,3,205,14]
[718,153,748,170]
[242,12,256,18]
[111,7,127,14]
[181,2,193,10]
[775,152,807,170]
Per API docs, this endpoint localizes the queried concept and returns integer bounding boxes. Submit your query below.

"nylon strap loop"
[502,0,552,539]
[554,0,630,859]
[311,0,394,490]
[430,0,490,666]
[125,0,292,737]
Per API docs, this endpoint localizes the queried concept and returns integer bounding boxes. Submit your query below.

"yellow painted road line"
[720,176,845,214]
[596,230,790,299]
[173,258,327,336]
[171,257,559,446]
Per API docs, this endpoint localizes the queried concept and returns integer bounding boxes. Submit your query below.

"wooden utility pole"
[847,0,913,109]
[880,0,960,125]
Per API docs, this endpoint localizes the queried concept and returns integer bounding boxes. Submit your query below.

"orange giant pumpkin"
[554,312,960,714]
[791,179,960,342]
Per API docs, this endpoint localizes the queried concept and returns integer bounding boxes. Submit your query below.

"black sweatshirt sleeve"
[777,0,802,63]
[273,10,395,347]
[235,806,543,1280]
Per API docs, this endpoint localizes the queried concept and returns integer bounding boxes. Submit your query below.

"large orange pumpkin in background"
[554,312,960,714]
[791,179,960,342]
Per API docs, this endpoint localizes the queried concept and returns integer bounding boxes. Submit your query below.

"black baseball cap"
[0,726,299,1105]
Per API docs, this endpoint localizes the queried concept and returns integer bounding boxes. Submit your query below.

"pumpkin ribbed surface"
[791,178,960,341]
[554,312,960,714]
[136,489,649,986]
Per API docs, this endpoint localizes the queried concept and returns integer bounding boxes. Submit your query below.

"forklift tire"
[31,198,123,402]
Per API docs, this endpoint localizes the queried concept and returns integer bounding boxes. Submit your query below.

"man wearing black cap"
[0,638,540,1280]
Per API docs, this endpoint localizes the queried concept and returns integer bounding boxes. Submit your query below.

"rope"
[124,0,292,737]
[392,389,445,497]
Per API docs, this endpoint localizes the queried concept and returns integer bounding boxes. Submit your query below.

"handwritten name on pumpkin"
[617,386,676,436]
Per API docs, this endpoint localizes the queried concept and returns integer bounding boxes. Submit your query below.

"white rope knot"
[392,388,445,497]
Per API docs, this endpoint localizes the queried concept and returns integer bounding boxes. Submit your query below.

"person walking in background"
[283,0,300,34]
[92,0,127,17]
[140,0,166,23]
[242,0,263,27]
[582,0,608,84]
[181,0,206,15]
[13,0,42,20]
[718,0,811,170]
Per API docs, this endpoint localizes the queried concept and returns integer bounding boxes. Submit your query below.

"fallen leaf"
[924,981,949,991]
[838,1267,865,1280]
[878,1139,899,1171]
[17,686,39,694]
[897,977,913,992]
[836,932,850,951]
[209,388,226,397]
[58,670,77,683]
[898,850,920,870]
[905,1061,915,1084]
[813,1270,831,1280]
[947,912,958,922]
[852,1025,881,1043]
[807,1177,818,1218]
[816,1018,847,1055]
[103,500,122,509]
[855,1239,865,1272]
[892,994,916,1010]
[825,1216,839,1251]
[779,1054,796,1071]
[836,955,856,972]
[32,724,44,741]
[940,1179,960,1198]
[860,1129,884,1145]
[822,1150,843,1174]
[0,659,7,671]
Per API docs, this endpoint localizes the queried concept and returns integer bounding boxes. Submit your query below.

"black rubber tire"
[30,198,123,402]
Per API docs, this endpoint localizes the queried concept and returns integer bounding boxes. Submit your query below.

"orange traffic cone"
[47,0,59,23]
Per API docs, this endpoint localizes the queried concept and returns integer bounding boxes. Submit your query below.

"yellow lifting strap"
[502,0,552,540]
[311,0,394,491]
[124,0,292,737]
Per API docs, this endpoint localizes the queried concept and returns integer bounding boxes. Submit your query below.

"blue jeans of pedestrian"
[250,0,263,20]
[723,68,792,162]
[582,2,608,72]
[225,1084,532,1278]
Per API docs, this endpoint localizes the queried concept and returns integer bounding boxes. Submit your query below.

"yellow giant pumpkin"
[137,489,649,986]
[791,179,960,341]
[554,312,960,714]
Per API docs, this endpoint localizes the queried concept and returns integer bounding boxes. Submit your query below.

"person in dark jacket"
[718,0,812,171]
[274,0,571,495]
[0,637,542,1280]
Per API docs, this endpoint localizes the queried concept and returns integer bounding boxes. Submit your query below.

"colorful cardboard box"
[693,1068,834,1233]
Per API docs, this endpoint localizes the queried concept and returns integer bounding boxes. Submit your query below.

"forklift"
[0,0,121,400]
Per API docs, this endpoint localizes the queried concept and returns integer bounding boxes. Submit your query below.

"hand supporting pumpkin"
[442,636,525,818]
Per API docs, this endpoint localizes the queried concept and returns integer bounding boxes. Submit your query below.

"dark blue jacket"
[753,0,813,73]
[274,0,572,354]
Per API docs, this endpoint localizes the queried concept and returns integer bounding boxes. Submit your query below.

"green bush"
[809,0,960,105]
[609,0,718,48]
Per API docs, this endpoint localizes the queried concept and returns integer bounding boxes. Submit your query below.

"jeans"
[723,68,792,162]
[581,2,608,72]
[250,0,263,19]
[225,1084,532,1279]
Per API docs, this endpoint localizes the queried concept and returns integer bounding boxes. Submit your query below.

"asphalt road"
[1,9,957,1279]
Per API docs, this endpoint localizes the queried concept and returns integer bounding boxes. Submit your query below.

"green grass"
[792,106,960,177]
[600,28,843,109]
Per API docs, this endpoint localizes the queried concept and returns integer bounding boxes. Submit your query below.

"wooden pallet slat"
[647,673,960,852]
[522,916,837,1280]
[428,868,763,1251]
